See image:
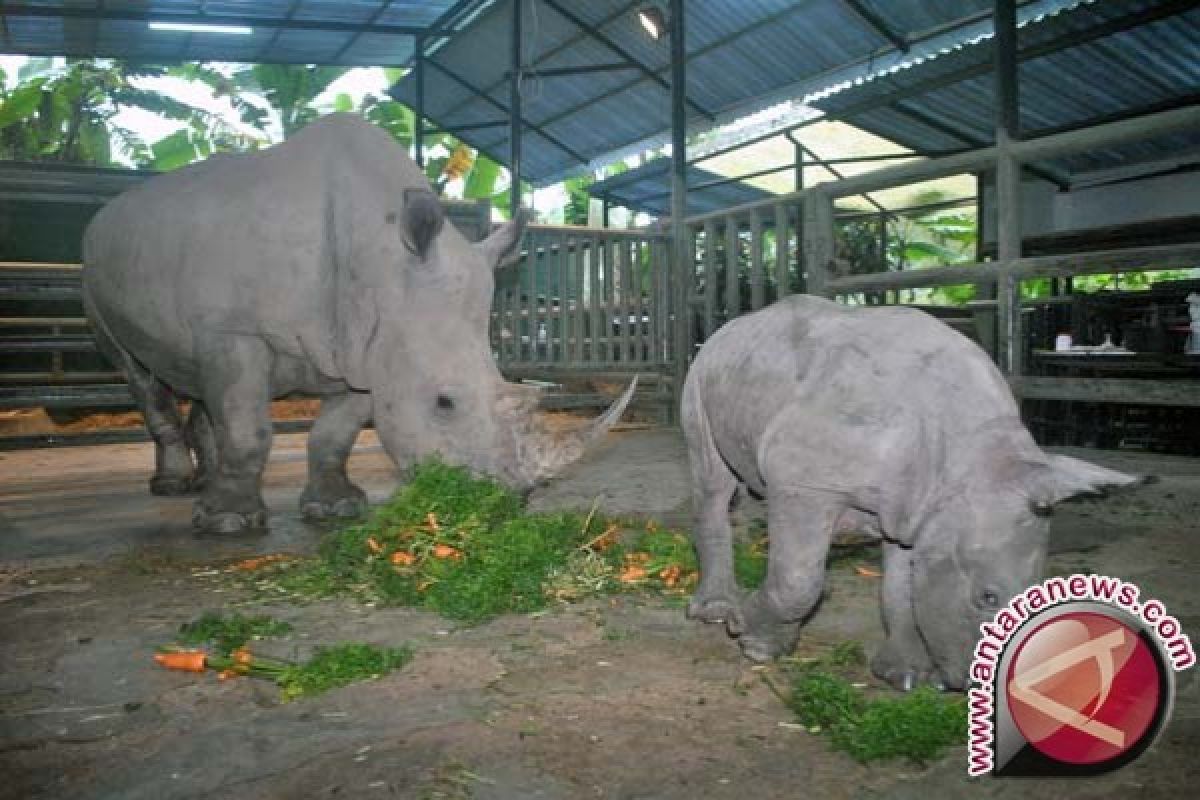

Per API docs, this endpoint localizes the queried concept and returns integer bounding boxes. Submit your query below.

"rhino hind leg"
[118,350,196,496]
[871,541,942,691]
[737,487,841,663]
[184,402,217,493]
[190,338,273,534]
[300,391,372,521]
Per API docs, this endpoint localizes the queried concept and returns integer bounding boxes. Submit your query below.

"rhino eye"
[436,394,456,413]
[980,590,1001,609]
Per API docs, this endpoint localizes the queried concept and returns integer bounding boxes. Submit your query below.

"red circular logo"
[1005,611,1162,765]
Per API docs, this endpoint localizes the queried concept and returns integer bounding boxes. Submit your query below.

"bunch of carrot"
[154,646,292,682]
[364,512,467,585]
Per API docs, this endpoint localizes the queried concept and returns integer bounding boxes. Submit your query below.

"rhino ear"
[479,210,528,269]
[1025,454,1147,509]
[401,189,444,260]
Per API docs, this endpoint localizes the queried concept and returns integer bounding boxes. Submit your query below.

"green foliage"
[294,460,611,622]
[734,536,768,589]
[0,59,260,167]
[832,687,967,764]
[787,662,967,765]
[177,612,293,655]
[829,640,867,668]
[277,643,414,701]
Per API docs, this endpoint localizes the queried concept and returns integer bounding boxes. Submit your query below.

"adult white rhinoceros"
[681,294,1140,690]
[83,113,634,533]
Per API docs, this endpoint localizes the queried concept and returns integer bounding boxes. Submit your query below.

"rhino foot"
[150,474,197,496]
[738,622,802,663]
[191,507,268,534]
[686,595,745,634]
[870,643,944,692]
[299,480,368,521]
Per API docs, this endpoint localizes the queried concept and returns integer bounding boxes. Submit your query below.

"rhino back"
[687,295,1017,492]
[82,114,433,391]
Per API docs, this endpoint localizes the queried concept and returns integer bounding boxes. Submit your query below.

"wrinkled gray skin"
[82,113,634,534]
[682,295,1141,690]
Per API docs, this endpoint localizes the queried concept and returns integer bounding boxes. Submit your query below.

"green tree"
[0,58,237,166]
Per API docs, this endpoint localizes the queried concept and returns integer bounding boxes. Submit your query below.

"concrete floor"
[1,431,1198,799]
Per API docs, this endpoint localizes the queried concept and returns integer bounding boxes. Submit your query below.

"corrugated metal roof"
[0,0,466,65]
[390,0,1082,185]
[588,158,771,216]
[813,0,1200,176]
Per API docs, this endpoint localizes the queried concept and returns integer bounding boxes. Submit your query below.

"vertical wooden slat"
[725,216,739,324]
[750,210,764,310]
[774,202,790,299]
[620,238,633,363]
[648,238,662,366]
[683,229,697,366]
[572,234,585,366]
[643,237,652,362]
[558,232,569,363]
[610,238,621,363]
[589,236,601,364]
[703,220,716,339]
[803,193,834,298]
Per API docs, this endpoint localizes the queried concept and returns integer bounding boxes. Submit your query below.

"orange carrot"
[217,669,239,681]
[154,650,207,672]
[233,554,290,572]
[659,564,682,587]
[432,544,462,560]
[619,565,648,584]
[231,647,253,666]
[391,551,416,566]
[365,536,384,554]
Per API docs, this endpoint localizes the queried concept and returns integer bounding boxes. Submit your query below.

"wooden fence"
[491,225,674,372]
[670,104,1200,410]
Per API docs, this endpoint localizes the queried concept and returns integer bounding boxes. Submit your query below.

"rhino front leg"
[300,391,372,520]
[682,396,741,630]
[871,540,940,691]
[685,472,741,630]
[191,338,272,534]
[738,488,841,662]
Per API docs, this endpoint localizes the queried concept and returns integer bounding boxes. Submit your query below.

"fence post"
[802,192,834,297]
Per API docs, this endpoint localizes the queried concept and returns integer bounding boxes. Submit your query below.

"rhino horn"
[518,377,637,485]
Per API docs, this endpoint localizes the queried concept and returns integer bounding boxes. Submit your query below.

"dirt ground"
[1,429,1198,799]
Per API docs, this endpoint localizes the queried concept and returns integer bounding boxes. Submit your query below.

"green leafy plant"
[786,661,967,765]
[277,643,414,701]
[177,611,293,655]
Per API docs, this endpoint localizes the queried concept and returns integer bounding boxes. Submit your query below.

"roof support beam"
[510,0,523,213]
[836,0,909,52]
[0,2,455,37]
[669,0,689,415]
[414,34,426,168]
[424,59,591,165]
[539,0,715,121]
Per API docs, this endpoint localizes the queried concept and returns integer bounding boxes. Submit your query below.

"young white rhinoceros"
[681,294,1141,690]
[83,113,634,534]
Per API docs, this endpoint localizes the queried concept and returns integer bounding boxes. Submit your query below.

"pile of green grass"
[267,460,761,624]
[786,648,967,765]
